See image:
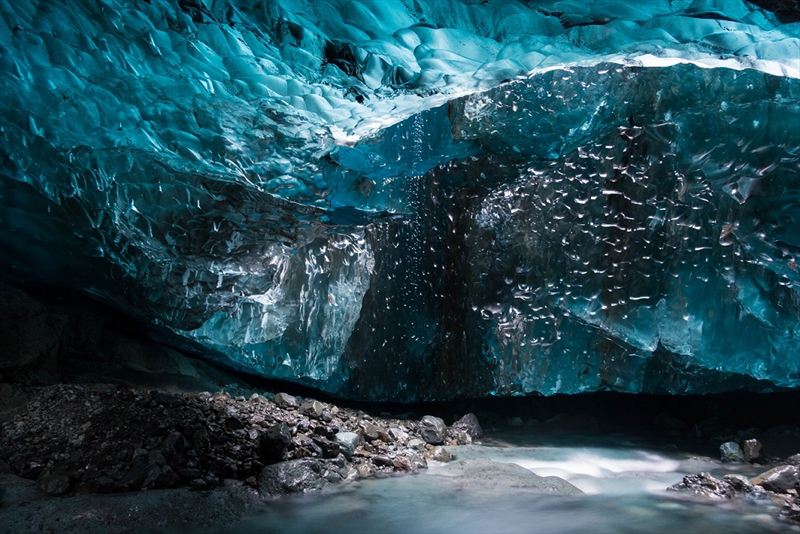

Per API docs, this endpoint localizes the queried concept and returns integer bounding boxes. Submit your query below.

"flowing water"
[233,431,795,534]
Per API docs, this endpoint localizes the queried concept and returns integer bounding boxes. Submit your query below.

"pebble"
[0,385,447,497]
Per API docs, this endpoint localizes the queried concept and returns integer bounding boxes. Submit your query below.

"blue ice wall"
[0,0,799,399]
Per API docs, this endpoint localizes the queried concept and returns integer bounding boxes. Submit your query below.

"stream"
[234,431,793,533]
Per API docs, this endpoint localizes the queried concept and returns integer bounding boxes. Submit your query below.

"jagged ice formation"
[1,0,799,400]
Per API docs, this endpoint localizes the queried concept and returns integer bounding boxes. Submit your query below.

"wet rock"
[440,460,583,495]
[451,413,483,440]
[300,399,326,419]
[668,472,733,499]
[786,453,800,466]
[419,416,447,445]
[751,465,800,494]
[720,441,745,463]
[334,432,362,459]
[723,474,754,493]
[742,439,764,463]
[258,458,346,495]
[258,423,291,464]
[393,454,426,472]
[428,446,454,462]
[274,392,298,409]
[355,463,374,478]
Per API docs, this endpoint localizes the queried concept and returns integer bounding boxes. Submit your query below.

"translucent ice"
[0,0,799,399]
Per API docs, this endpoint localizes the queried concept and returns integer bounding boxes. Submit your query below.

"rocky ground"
[0,384,483,499]
[668,438,800,524]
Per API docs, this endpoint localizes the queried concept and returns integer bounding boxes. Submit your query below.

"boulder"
[451,413,484,440]
[258,458,347,495]
[274,392,299,409]
[439,460,583,495]
[751,465,800,494]
[668,472,733,500]
[742,438,763,463]
[419,415,447,445]
[786,453,800,465]
[720,441,744,463]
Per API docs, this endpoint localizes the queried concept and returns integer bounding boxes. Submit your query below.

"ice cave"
[1,1,799,532]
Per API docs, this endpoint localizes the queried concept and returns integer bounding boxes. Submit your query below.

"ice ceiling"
[1,0,799,400]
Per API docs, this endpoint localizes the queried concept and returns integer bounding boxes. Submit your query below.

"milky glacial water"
[233,433,795,534]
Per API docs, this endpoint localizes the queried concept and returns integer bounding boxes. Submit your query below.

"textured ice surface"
[1,1,799,399]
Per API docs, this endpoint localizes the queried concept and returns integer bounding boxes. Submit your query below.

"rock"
[419,415,447,445]
[372,455,394,467]
[407,438,425,450]
[258,458,347,495]
[392,454,427,472]
[38,469,72,495]
[440,460,583,495]
[274,392,298,409]
[258,423,291,464]
[668,472,733,499]
[312,436,341,459]
[722,474,753,493]
[300,399,326,419]
[362,423,382,442]
[334,431,362,459]
[720,441,744,463]
[786,453,800,465]
[451,413,484,440]
[192,428,211,451]
[355,463,374,478]
[742,438,764,463]
[508,416,524,427]
[751,465,800,494]
[388,426,408,442]
[428,446,454,462]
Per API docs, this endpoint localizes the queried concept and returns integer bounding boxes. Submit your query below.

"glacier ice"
[0,0,799,400]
